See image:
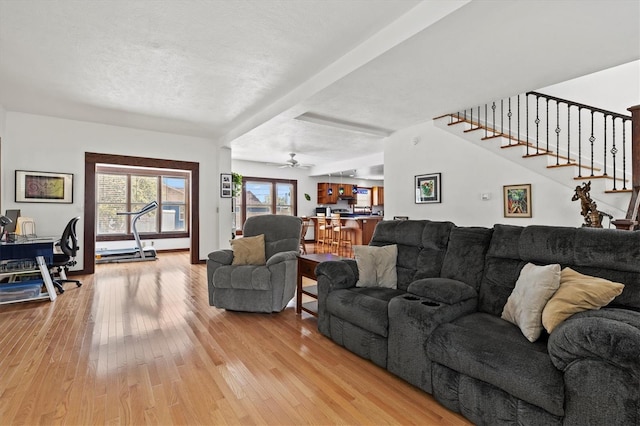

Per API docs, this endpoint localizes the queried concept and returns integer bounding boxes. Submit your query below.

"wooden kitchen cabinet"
[317,183,340,204]
[372,186,384,206]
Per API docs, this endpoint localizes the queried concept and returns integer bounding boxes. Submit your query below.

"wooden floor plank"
[0,250,471,425]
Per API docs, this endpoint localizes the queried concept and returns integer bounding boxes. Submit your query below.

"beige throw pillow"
[501,263,561,342]
[542,267,624,333]
[231,234,266,265]
[354,245,398,289]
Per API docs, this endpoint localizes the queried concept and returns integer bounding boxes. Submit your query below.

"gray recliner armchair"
[207,215,303,313]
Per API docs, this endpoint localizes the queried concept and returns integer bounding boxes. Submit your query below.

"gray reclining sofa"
[316,220,640,425]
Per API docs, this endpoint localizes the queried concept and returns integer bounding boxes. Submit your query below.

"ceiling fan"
[277,153,312,169]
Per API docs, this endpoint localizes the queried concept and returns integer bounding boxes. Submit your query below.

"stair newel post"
[622,118,628,190]
[611,105,640,229]
[630,105,640,189]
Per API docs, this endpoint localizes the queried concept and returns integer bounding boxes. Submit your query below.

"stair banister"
[610,105,640,229]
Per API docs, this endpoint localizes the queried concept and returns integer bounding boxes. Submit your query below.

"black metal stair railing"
[448,91,632,190]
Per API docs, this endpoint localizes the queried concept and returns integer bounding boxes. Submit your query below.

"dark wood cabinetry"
[317,183,340,204]
[372,186,384,205]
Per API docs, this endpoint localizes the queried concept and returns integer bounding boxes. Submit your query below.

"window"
[96,165,189,240]
[234,177,297,231]
[356,187,372,206]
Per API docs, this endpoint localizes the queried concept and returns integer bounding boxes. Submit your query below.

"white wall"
[384,120,628,228]
[0,105,5,137]
[2,112,224,269]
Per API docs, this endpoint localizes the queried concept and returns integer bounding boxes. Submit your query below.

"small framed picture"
[220,173,232,198]
[415,173,441,204]
[504,184,532,218]
[15,170,74,203]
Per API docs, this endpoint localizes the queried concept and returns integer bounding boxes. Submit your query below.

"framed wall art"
[415,173,441,204]
[503,184,532,218]
[15,170,74,203]
[220,173,232,198]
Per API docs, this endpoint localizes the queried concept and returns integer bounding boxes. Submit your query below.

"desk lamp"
[0,215,12,241]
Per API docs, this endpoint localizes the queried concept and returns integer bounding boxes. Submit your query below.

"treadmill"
[95,201,159,264]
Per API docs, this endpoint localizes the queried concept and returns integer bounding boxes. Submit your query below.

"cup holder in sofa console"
[403,295,420,301]
[421,300,440,307]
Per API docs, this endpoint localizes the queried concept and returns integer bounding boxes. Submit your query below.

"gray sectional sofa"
[316,220,640,425]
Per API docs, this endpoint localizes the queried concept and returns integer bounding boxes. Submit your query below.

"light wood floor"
[0,251,471,425]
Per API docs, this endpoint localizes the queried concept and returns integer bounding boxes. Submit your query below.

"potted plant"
[232,172,242,197]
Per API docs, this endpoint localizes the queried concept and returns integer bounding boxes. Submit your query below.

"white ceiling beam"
[219,0,470,147]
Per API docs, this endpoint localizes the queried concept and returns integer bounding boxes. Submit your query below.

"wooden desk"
[296,253,345,316]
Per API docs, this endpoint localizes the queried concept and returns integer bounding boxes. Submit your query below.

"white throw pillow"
[354,245,398,289]
[501,263,561,342]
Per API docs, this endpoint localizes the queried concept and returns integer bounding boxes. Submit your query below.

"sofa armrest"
[266,250,298,267]
[316,260,357,336]
[206,249,233,306]
[208,249,233,266]
[315,259,358,292]
[549,307,640,372]
[387,277,479,393]
[548,308,640,424]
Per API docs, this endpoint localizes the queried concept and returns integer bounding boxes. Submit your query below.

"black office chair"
[50,217,82,294]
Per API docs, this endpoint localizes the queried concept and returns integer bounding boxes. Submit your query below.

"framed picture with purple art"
[415,173,441,204]
[15,170,74,203]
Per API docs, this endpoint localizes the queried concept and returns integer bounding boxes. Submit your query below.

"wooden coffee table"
[296,253,345,316]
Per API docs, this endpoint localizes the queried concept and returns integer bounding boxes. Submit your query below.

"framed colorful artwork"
[503,184,532,218]
[15,170,74,203]
[415,173,441,204]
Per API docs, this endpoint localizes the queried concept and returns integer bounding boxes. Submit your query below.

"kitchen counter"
[308,215,383,246]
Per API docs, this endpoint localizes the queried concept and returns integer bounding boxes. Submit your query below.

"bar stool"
[316,213,330,253]
[299,217,312,254]
[330,213,353,256]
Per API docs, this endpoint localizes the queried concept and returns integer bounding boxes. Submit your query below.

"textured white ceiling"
[0,0,638,180]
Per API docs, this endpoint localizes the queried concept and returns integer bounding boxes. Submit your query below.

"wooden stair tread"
[573,174,627,182]
[440,111,630,194]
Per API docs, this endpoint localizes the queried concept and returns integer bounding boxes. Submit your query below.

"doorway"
[84,152,200,274]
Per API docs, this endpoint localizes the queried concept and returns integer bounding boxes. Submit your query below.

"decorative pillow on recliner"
[501,262,561,342]
[354,244,398,289]
[542,267,624,333]
[231,234,266,265]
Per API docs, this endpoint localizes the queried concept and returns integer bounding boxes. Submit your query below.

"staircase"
[435,91,638,221]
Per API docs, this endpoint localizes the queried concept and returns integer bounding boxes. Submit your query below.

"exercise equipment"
[95,201,158,264]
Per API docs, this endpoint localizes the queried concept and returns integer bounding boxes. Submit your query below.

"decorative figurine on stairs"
[572,181,606,228]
